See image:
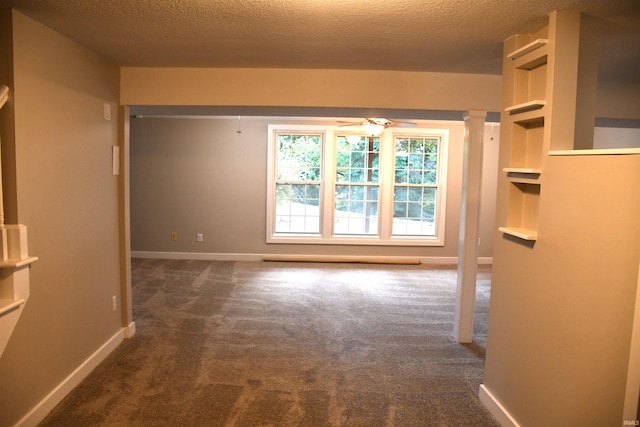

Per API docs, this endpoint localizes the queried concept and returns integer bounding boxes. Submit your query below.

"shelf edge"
[0,256,39,269]
[499,226,538,241]
[0,298,25,317]
[505,100,546,114]
[503,168,542,174]
[507,38,549,60]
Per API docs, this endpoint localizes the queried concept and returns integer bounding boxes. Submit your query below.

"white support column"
[455,110,486,343]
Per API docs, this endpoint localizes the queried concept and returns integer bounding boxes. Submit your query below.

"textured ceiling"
[0,0,639,81]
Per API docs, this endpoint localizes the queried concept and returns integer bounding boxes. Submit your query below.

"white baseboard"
[479,384,520,427]
[131,251,492,265]
[419,256,493,265]
[15,328,128,427]
[124,321,136,338]
[131,251,264,262]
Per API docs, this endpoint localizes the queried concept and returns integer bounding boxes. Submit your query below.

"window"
[273,133,323,234]
[392,137,440,236]
[267,124,448,246]
[334,136,380,235]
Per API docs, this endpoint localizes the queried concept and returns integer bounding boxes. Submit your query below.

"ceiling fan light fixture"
[346,135,362,145]
[362,122,385,136]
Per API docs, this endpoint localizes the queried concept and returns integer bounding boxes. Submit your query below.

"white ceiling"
[0,0,639,82]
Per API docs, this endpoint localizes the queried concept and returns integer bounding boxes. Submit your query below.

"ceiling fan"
[337,117,416,136]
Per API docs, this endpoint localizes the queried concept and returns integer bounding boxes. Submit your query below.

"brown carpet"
[39,259,498,426]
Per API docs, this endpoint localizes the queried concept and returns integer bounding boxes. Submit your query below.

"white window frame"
[267,124,448,246]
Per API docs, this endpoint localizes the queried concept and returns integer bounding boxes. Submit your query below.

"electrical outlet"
[196,233,203,242]
[171,232,177,241]
[112,295,117,312]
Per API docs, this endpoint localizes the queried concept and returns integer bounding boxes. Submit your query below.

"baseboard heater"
[262,255,421,265]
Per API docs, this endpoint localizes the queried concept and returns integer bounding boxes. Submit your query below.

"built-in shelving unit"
[501,180,540,240]
[499,29,549,242]
[499,13,588,242]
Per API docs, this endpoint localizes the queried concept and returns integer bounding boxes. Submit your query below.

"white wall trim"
[479,384,521,427]
[131,251,492,265]
[124,321,136,339]
[15,328,127,427]
[131,251,264,262]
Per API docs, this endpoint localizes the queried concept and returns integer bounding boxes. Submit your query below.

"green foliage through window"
[334,135,380,235]
[274,133,322,233]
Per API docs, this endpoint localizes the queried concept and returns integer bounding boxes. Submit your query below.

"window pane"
[350,185,364,201]
[335,135,380,185]
[274,133,322,234]
[396,138,409,153]
[394,186,407,201]
[274,183,321,233]
[351,152,365,168]
[392,187,437,236]
[424,139,439,153]
[392,135,441,237]
[409,171,423,184]
[408,187,423,201]
[277,133,321,182]
[334,182,379,236]
[332,134,380,236]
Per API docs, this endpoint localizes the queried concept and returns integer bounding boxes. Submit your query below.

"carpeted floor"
[39,259,498,426]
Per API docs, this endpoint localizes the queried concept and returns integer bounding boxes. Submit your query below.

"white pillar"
[454,110,486,343]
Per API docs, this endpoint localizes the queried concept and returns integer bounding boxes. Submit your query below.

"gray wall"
[130,117,499,260]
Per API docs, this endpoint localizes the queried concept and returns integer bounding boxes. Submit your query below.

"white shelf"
[505,100,546,115]
[504,168,542,184]
[507,39,549,60]
[503,168,542,174]
[0,256,39,269]
[0,299,25,317]
[499,226,538,241]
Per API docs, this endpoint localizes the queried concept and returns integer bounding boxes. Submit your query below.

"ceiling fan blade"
[367,117,392,126]
[337,121,362,127]
[389,120,417,127]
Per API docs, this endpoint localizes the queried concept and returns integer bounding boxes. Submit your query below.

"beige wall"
[0,10,121,426]
[130,117,499,260]
[121,67,503,112]
[486,149,640,424]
